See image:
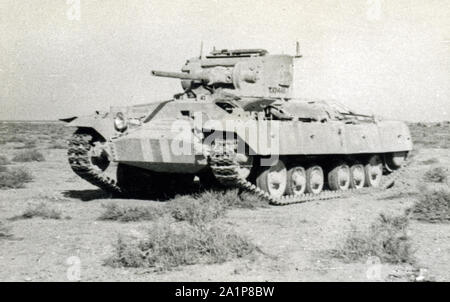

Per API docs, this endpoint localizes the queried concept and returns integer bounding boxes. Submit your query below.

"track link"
[67,132,122,194]
[210,139,412,206]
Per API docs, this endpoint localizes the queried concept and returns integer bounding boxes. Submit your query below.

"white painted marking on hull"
[159,139,172,162]
[140,139,153,161]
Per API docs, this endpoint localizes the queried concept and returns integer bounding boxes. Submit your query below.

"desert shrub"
[186,189,267,210]
[38,134,51,140]
[99,203,163,222]
[0,221,12,239]
[12,149,45,162]
[423,167,448,183]
[412,188,450,223]
[170,190,267,225]
[16,202,62,220]
[420,158,439,165]
[37,192,68,202]
[0,155,10,165]
[47,141,67,149]
[0,168,33,189]
[3,136,27,143]
[100,189,268,225]
[0,166,7,173]
[105,221,257,270]
[378,190,417,200]
[14,140,37,150]
[222,190,268,209]
[331,213,414,264]
[171,195,225,225]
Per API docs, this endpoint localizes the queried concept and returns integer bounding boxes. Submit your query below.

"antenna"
[199,41,204,59]
[295,41,302,58]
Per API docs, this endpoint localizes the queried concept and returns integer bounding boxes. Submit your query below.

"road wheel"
[350,163,366,189]
[305,165,324,194]
[364,155,383,187]
[286,166,307,196]
[256,159,287,198]
[328,163,351,191]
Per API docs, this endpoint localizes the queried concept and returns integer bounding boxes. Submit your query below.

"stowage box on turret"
[63,47,412,204]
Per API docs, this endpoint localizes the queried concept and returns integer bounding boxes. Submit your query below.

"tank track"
[67,132,122,194]
[210,139,412,206]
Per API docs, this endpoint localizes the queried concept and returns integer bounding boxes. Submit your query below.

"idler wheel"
[328,163,351,191]
[385,152,408,171]
[256,159,287,198]
[305,165,324,194]
[286,166,307,196]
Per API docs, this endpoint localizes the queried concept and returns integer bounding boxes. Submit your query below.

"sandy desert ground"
[0,121,449,282]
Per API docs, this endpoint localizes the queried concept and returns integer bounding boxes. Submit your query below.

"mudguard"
[61,112,115,140]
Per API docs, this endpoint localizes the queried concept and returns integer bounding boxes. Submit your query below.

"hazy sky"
[0,0,449,121]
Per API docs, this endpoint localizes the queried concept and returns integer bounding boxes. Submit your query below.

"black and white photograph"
[0,0,449,285]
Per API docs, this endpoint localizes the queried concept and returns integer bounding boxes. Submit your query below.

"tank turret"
[152,48,294,99]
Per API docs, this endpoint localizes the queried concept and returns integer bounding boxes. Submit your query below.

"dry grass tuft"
[47,140,67,149]
[0,221,13,239]
[12,149,45,162]
[331,213,414,264]
[197,189,268,209]
[170,195,225,225]
[105,221,258,270]
[99,203,163,222]
[99,189,268,224]
[0,167,33,189]
[171,189,267,224]
[13,202,62,220]
[1,136,27,144]
[14,140,37,150]
[412,187,450,223]
[420,158,439,165]
[0,155,10,165]
[423,167,448,183]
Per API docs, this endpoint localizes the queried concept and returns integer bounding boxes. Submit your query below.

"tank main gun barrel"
[151,70,207,81]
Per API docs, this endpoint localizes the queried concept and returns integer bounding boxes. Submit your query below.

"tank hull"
[107,101,412,174]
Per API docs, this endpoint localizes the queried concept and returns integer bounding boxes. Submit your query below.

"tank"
[63,47,413,204]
